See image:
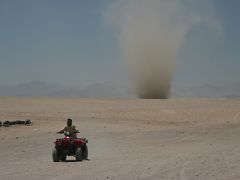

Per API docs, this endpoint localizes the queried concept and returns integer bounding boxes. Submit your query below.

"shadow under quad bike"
[52,131,88,162]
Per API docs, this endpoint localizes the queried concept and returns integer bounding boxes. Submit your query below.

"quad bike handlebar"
[56,131,80,134]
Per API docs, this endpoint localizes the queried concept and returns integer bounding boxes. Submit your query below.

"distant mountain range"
[0,81,131,98]
[0,80,239,98]
[172,82,240,98]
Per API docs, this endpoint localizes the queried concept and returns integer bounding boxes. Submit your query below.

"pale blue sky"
[175,0,240,87]
[0,0,239,89]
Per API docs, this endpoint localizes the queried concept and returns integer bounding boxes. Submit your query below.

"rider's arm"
[73,126,80,133]
[57,126,66,133]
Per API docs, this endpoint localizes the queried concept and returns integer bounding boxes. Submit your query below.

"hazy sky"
[0,0,239,88]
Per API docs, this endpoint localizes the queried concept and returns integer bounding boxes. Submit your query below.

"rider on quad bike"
[53,118,88,162]
[58,119,79,138]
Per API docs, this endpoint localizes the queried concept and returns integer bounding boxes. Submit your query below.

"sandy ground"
[1,97,240,180]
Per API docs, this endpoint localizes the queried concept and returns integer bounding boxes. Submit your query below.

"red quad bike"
[52,131,88,162]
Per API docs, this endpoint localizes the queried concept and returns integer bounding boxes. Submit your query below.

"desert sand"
[0,97,240,180]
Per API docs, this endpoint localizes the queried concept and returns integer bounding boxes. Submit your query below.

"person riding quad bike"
[53,118,88,162]
[57,119,79,138]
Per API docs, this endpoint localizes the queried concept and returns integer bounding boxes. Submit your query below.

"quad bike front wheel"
[75,147,83,161]
[60,154,66,161]
[83,145,88,160]
[52,148,59,162]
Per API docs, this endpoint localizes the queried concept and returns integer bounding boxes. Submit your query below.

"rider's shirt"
[61,125,79,138]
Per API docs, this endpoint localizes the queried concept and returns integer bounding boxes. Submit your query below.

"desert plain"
[0,97,240,180]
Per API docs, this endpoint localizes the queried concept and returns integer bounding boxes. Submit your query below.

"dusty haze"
[107,0,222,99]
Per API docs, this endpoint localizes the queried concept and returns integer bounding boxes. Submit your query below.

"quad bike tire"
[83,145,88,160]
[60,154,66,161]
[52,148,59,162]
[75,147,83,161]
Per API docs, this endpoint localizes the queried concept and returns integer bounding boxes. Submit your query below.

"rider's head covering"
[67,118,72,126]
